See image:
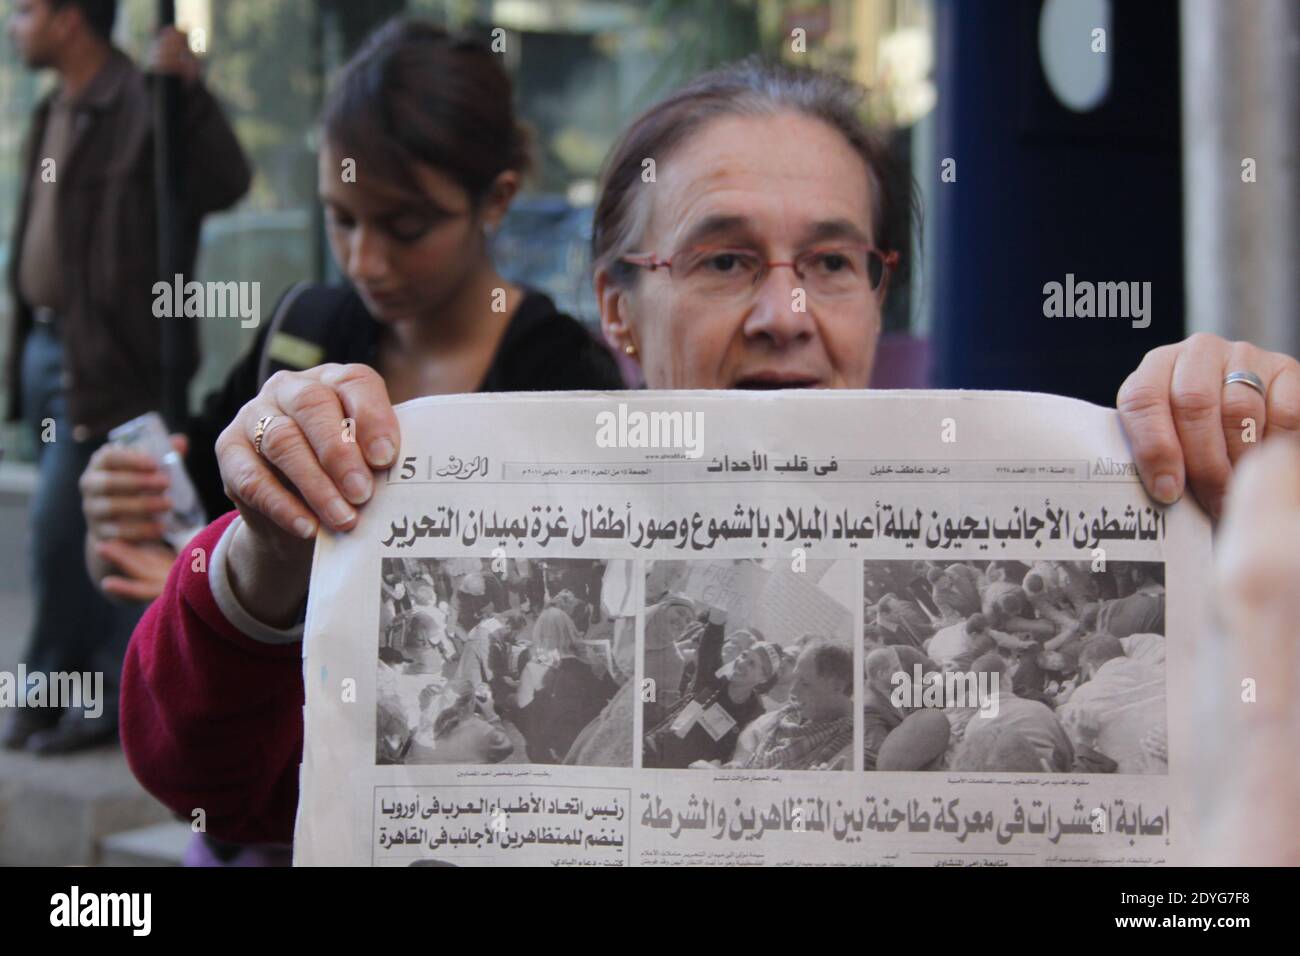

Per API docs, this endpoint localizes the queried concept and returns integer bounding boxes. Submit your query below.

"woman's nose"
[741,267,817,347]
[348,225,390,282]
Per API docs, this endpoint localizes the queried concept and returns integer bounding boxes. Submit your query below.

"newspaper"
[293,389,1211,866]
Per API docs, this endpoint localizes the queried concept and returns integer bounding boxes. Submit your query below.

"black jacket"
[185,283,624,518]
[5,49,251,437]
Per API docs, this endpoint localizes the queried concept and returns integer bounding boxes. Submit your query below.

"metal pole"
[1180,0,1299,356]
[155,0,191,430]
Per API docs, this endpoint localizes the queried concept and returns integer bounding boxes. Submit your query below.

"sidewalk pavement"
[0,464,175,865]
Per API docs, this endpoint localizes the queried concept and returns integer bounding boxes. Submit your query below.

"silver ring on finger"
[253,415,276,457]
[1223,370,1266,398]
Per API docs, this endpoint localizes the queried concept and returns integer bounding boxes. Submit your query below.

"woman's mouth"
[360,286,408,310]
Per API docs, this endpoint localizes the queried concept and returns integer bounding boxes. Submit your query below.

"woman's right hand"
[80,438,181,545]
[80,435,183,597]
[215,364,400,624]
[218,363,399,540]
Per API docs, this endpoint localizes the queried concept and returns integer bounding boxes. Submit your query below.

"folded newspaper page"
[294,390,1211,866]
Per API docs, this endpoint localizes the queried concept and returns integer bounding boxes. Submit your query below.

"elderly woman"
[121,60,1298,847]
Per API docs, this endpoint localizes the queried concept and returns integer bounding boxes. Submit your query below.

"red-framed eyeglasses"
[619,243,900,296]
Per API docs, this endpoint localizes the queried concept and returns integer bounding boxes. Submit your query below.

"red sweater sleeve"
[120,511,304,846]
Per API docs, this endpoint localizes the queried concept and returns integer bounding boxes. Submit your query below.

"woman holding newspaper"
[116,57,1299,851]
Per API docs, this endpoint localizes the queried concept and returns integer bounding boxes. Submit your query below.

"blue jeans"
[20,325,143,719]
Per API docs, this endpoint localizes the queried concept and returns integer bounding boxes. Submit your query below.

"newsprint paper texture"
[294,390,1211,867]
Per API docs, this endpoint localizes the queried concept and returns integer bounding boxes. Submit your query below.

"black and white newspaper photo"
[294,389,1209,866]
[641,558,856,771]
[862,559,1166,775]
[376,556,634,767]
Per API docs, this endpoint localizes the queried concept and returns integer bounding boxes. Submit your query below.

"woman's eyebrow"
[319,193,452,220]
[676,214,754,248]
[379,198,451,221]
[799,218,872,246]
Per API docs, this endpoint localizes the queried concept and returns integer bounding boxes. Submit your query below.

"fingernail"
[294,517,317,539]
[342,470,372,504]
[327,498,356,526]
[1153,474,1180,504]
[368,438,396,467]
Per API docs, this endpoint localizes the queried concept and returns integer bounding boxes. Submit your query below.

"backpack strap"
[256,283,372,387]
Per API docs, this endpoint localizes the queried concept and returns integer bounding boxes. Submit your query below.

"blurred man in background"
[3,0,249,753]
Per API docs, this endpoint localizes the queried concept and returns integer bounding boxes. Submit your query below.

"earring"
[624,343,637,356]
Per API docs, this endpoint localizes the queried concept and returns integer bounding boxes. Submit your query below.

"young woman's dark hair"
[322,19,531,207]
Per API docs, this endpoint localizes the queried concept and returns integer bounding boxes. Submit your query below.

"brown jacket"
[5,48,251,438]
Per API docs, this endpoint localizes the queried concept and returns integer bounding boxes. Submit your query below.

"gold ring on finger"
[253,415,276,457]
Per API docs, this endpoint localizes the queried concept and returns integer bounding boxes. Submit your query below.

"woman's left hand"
[1117,332,1300,518]
[94,539,178,603]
